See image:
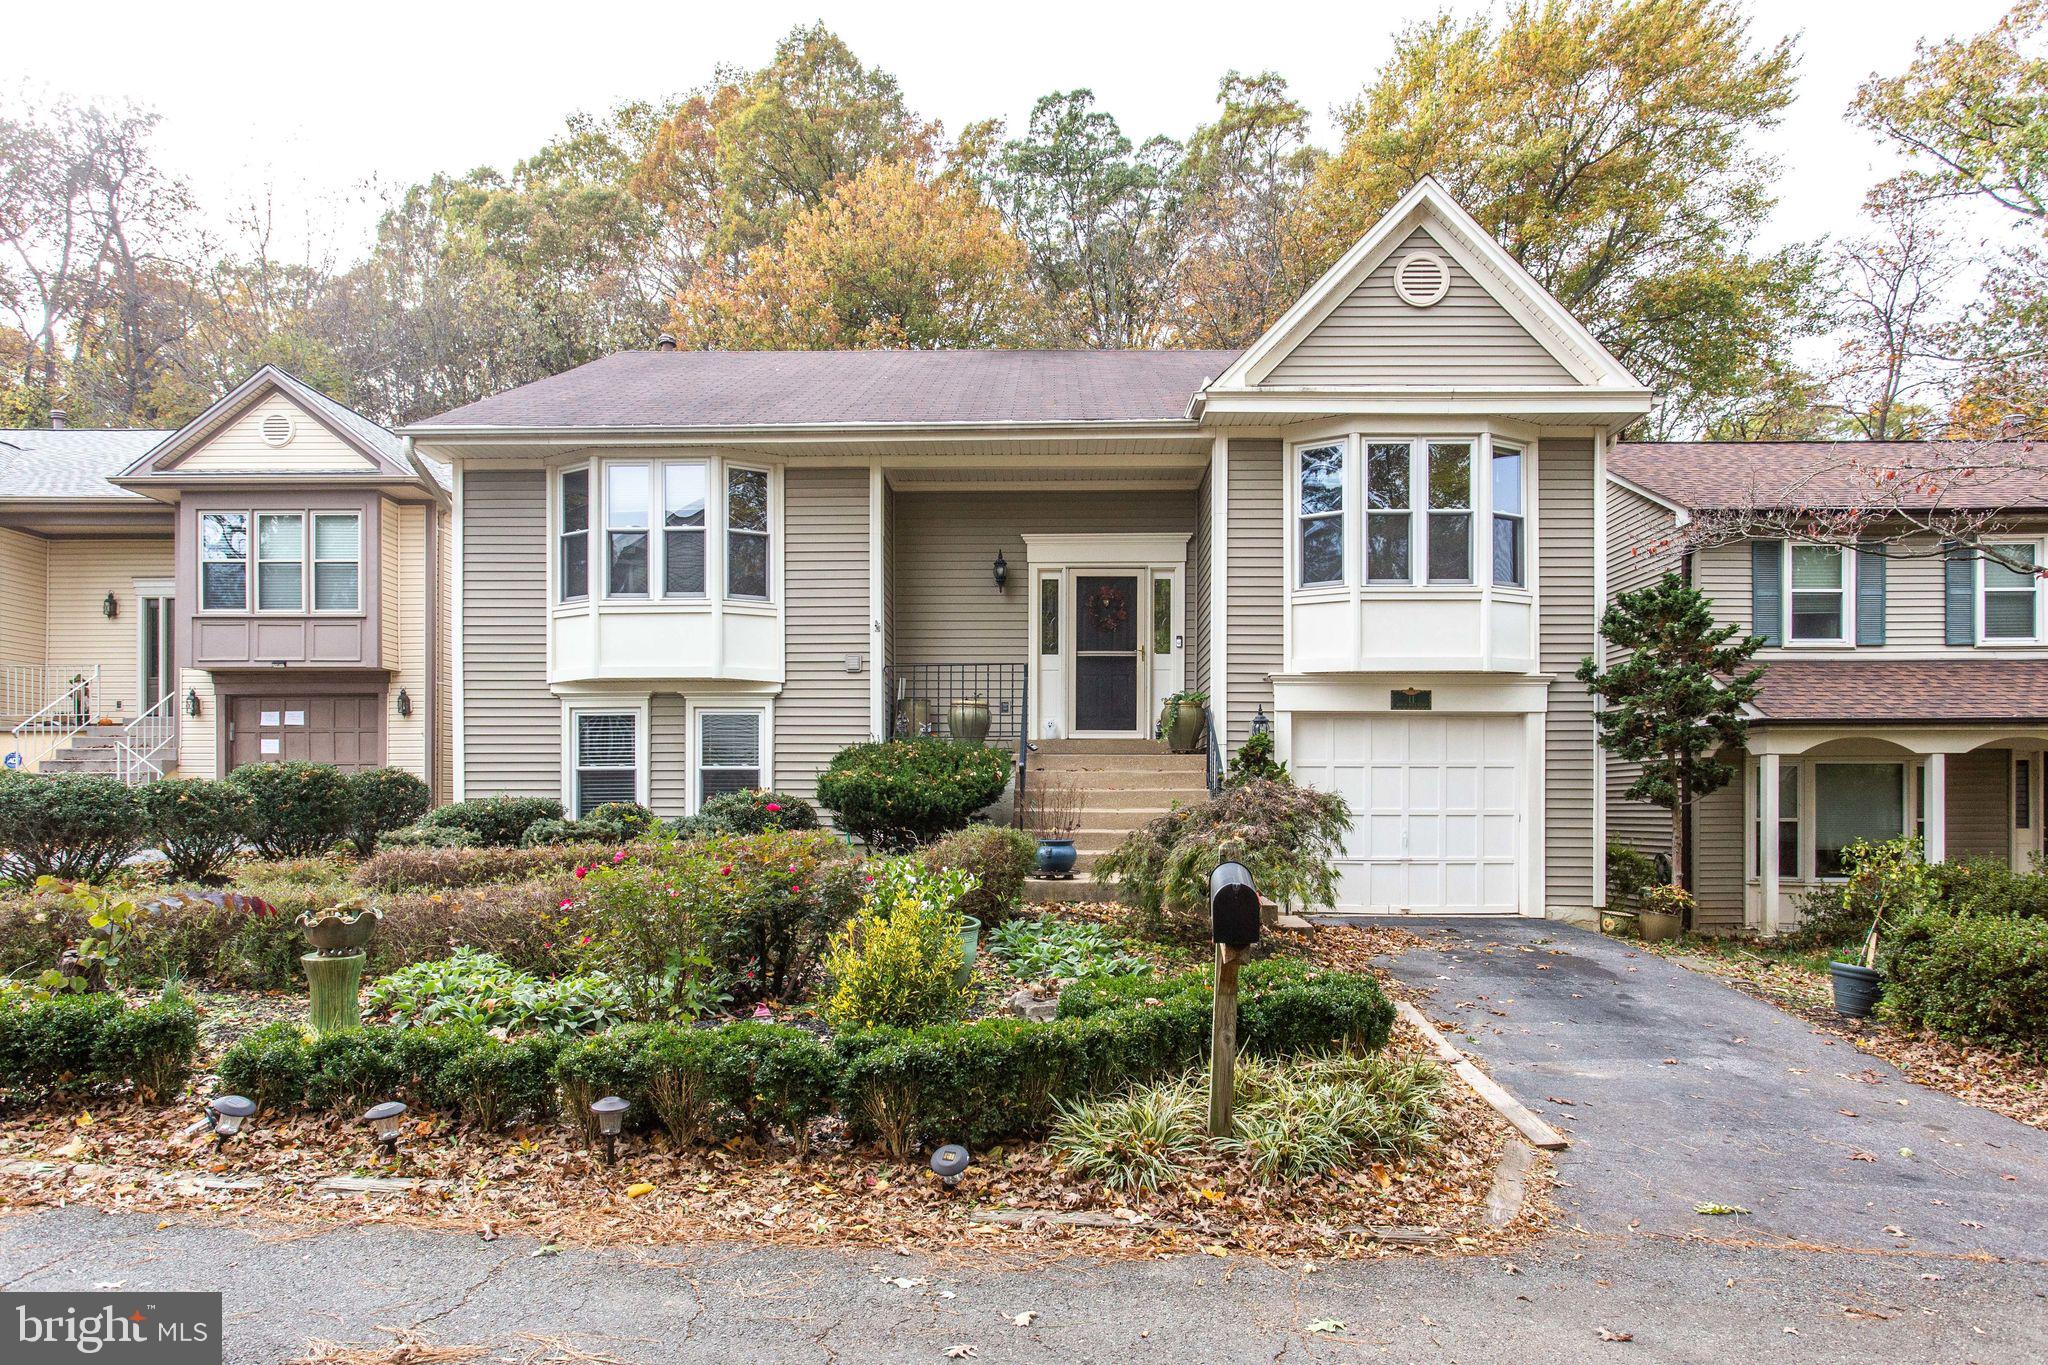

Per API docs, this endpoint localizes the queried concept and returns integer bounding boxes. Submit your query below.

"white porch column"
[1925,752,1947,864]
[1760,752,1782,937]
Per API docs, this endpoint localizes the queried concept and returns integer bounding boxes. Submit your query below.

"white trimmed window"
[255,513,305,611]
[1296,442,1345,587]
[1365,441,1411,583]
[1814,762,1905,878]
[697,710,763,806]
[574,712,639,816]
[663,462,709,596]
[604,463,651,598]
[1491,445,1525,588]
[726,467,770,599]
[1787,543,1849,643]
[559,468,590,602]
[1753,761,1799,878]
[200,511,248,611]
[1981,542,2040,642]
[312,513,361,612]
[1426,440,1473,583]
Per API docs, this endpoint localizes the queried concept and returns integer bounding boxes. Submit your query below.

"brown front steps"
[1023,738,1209,902]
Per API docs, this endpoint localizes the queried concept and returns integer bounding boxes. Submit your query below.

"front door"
[1072,573,1141,734]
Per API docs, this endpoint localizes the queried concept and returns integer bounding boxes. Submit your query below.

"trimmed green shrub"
[215,1021,314,1109]
[137,779,254,883]
[683,790,821,837]
[0,991,198,1101]
[1094,778,1353,941]
[215,1021,562,1128]
[379,824,479,850]
[816,740,1011,852]
[924,824,1037,927]
[554,1019,836,1147]
[345,768,433,855]
[520,818,583,848]
[578,802,656,842]
[0,771,144,885]
[1881,911,2048,1059]
[822,860,973,1030]
[226,762,354,858]
[418,797,565,848]
[354,841,617,892]
[1931,858,2048,920]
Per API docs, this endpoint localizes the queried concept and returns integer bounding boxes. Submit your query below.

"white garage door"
[1292,713,1523,915]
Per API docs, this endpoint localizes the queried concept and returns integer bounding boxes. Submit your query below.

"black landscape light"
[929,1143,971,1189]
[591,1096,630,1165]
[365,1100,409,1155]
[205,1094,256,1146]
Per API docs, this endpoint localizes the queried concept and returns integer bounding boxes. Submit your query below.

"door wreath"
[1086,582,1129,637]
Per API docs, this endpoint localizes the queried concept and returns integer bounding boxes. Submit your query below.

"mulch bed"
[1650,939,2048,1131]
[0,916,1538,1263]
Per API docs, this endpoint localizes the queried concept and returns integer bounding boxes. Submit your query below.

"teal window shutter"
[1855,545,1886,645]
[1751,540,1783,645]
[1944,540,1976,646]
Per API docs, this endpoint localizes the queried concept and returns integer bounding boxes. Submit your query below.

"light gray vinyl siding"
[1690,774,1746,929]
[776,467,872,799]
[1264,227,1575,388]
[460,467,559,798]
[1193,466,1212,695]
[1605,484,1685,858]
[1948,747,2011,863]
[649,692,688,818]
[1696,534,2006,657]
[890,488,1198,672]
[1541,437,1598,908]
[1225,439,1282,748]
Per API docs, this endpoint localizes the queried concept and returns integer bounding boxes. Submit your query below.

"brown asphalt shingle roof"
[410,349,1242,431]
[1612,440,2048,512]
[1752,659,2048,725]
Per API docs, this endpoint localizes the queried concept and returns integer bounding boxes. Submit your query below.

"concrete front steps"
[34,728,130,776]
[1022,738,1209,903]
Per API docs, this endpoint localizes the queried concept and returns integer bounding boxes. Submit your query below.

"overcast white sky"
[4,0,2029,263]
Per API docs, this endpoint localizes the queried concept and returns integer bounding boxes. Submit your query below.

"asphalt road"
[2,917,2045,1362]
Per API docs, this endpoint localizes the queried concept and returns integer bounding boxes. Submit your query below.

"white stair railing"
[116,689,180,786]
[9,666,100,757]
[0,664,84,719]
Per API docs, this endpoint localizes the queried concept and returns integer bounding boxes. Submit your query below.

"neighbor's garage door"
[228,694,383,771]
[1291,713,1522,915]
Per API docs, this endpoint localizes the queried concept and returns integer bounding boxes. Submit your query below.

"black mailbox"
[1209,861,1261,947]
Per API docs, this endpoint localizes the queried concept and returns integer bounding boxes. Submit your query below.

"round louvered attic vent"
[1393,250,1450,308]
[260,411,295,447]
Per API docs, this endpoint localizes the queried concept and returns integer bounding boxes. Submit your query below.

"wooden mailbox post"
[1208,861,1260,1137]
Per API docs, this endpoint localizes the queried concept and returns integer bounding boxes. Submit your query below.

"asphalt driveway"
[1374,917,2048,1260]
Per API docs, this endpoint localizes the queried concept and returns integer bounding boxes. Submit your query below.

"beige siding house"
[413,180,1658,920]
[1605,446,2048,933]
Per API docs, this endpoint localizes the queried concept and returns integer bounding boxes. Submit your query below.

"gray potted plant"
[1156,689,1209,753]
[1826,837,1929,1018]
[1026,772,1082,878]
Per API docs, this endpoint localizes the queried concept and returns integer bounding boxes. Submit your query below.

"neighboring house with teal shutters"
[1606,443,2048,934]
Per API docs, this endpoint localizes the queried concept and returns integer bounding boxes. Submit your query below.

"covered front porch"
[1740,725,2048,934]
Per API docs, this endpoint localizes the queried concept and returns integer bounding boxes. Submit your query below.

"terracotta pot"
[947,697,991,744]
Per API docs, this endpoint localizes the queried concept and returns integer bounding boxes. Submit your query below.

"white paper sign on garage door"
[1292,713,1521,915]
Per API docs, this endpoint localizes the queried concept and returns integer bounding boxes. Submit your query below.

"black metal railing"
[1204,706,1223,795]
[884,663,1028,746]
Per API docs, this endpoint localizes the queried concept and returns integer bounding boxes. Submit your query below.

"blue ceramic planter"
[1036,838,1078,878]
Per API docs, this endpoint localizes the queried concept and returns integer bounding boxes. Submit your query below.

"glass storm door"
[1073,573,1140,733]
[140,597,172,711]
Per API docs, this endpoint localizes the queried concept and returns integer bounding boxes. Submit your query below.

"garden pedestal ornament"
[297,902,383,1035]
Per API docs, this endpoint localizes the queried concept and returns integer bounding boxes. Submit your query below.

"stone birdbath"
[296,901,382,1035]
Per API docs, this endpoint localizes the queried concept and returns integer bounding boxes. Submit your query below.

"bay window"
[1426,441,1473,583]
[1297,443,1344,587]
[312,513,361,612]
[256,513,305,611]
[1365,442,1411,583]
[1788,544,1848,643]
[1491,445,1524,588]
[1981,543,2039,641]
[559,469,589,602]
[697,710,763,806]
[573,711,639,817]
[663,462,708,596]
[605,463,651,597]
[727,467,770,599]
[200,512,248,611]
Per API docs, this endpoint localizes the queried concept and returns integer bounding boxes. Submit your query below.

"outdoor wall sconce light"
[204,1094,255,1147]
[395,688,412,718]
[992,551,1008,593]
[1251,704,1271,736]
[184,688,200,718]
[929,1143,971,1189]
[102,592,117,619]
[365,1100,408,1155]
[591,1095,629,1165]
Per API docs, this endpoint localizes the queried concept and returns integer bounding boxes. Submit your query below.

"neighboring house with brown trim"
[1606,442,2048,933]
[409,180,1656,920]
[0,366,451,797]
